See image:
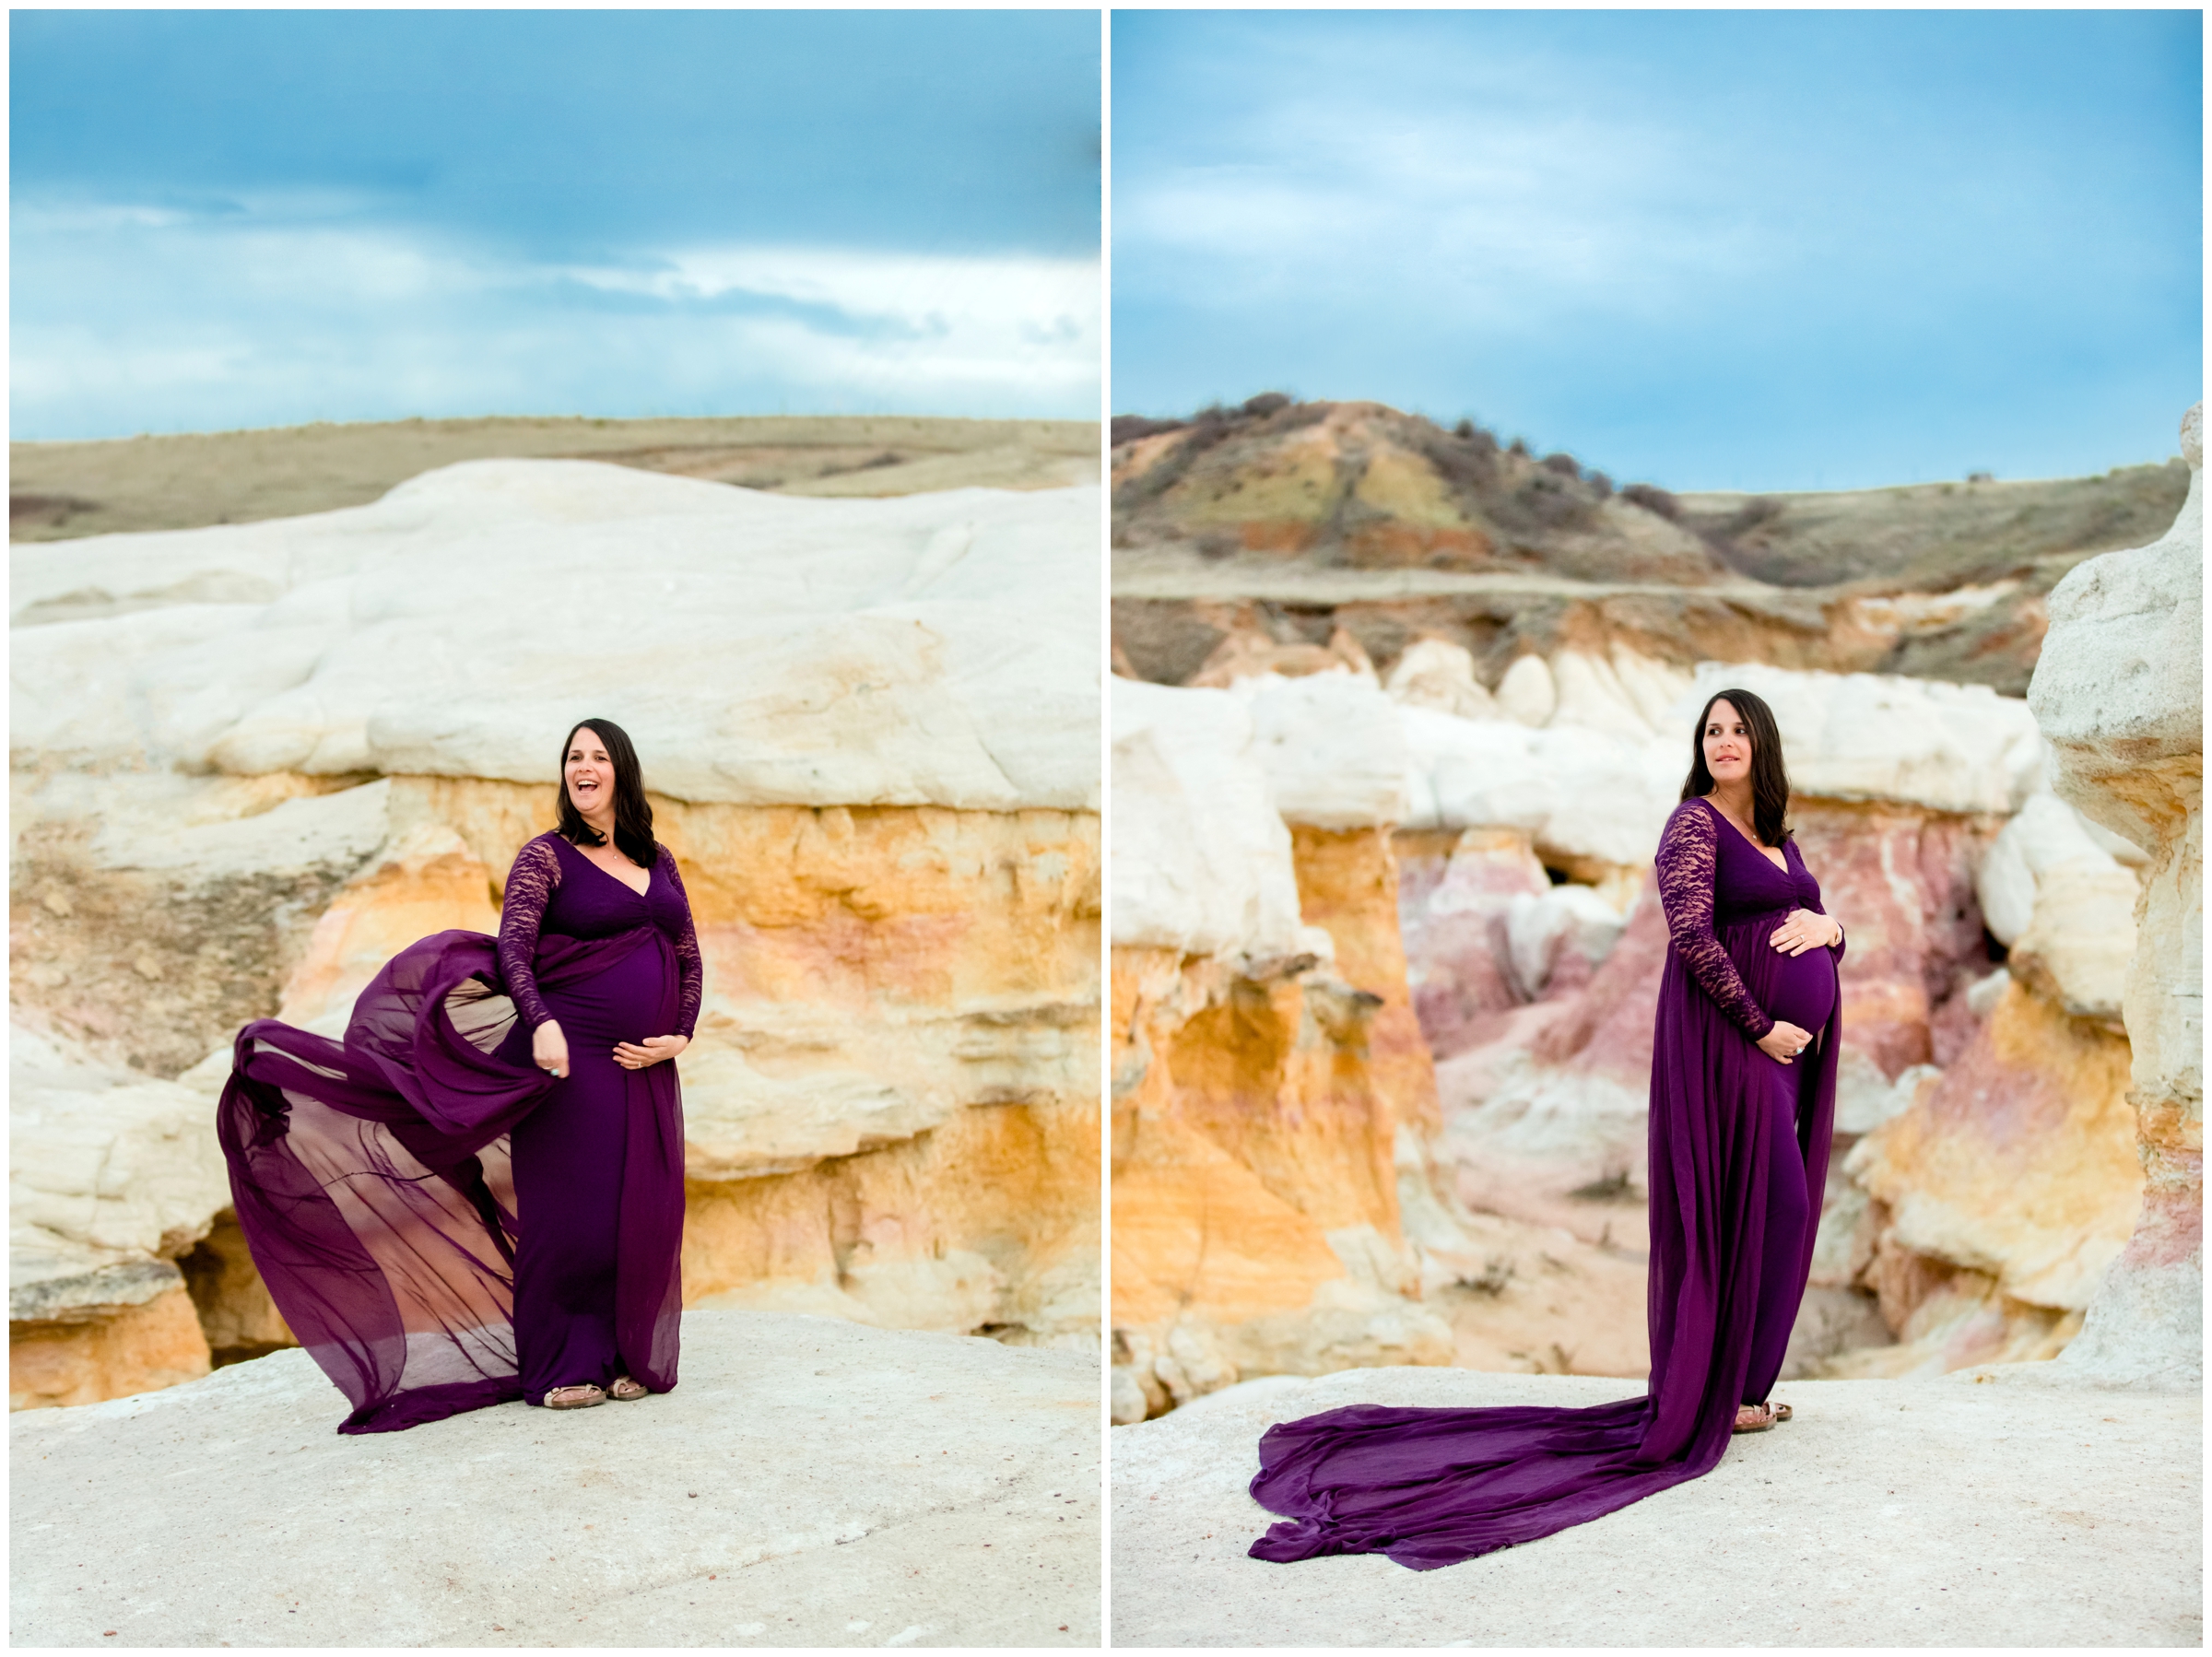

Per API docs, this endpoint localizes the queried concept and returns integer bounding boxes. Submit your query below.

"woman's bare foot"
[545,1383,606,1410]
[1732,1402,1778,1433]
[608,1374,648,1402]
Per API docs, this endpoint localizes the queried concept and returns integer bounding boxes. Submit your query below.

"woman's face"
[1701,699,1754,787]
[565,727,616,817]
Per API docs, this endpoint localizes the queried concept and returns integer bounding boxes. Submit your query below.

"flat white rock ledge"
[1111,1365,2201,1649]
[10,1310,1100,1649]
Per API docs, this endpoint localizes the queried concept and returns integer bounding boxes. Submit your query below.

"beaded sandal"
[608,1375,648,1402]
[545,1383,606,1410]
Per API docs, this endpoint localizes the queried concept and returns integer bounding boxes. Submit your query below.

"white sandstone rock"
[1965,967,2012,1019]
[2027,403,2204,1389]
[1832,1056,1943,1136]
[1666,664,2042,816]
[1976,788,2140,1019]
[1398,709,1679,868]
[1494,653,1558,727]
[1505,885,1629,1000]
[9,461,1101,812]
[1549,649,1660,740]
[1109,1368,2198,1648]
[1109,678,1320,965]
[1230,671,1411,828]
[9,1025,229,1321]
[2008,863,2141,1021]
[9,1311,1100,1647]
[1398,662,2047,875]
[1606,643,1697,734]
[1383,638,1499,721]
[2030,405,2204,852]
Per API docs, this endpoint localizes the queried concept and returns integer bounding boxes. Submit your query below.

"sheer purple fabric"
[1248,796,1843,1569]
[217,832,700,1434]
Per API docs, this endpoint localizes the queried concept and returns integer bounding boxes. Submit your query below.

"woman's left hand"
[614,1034,689,1070]
[1770,909,1842,957]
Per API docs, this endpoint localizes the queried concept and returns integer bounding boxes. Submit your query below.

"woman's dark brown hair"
[556,718,658,867]
[1679,687,1793,846]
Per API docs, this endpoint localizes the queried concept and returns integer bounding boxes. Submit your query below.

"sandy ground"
[10,414,1100,542]
[1109,1363,2200,1648]
[11,1311,1100,1648]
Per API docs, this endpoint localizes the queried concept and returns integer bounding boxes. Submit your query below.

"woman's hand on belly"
[1756,1020,1814,1064]
[613,1034,689,1070]
[1770,909,1842,956]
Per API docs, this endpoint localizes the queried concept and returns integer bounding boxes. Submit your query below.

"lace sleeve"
[1656,804,1774,1040]
[499,837,561,1032]
[659,846,704,1040]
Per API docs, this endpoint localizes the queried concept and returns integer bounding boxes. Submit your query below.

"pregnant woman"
[1247,687,1844,1569]
[218,719,700,1431]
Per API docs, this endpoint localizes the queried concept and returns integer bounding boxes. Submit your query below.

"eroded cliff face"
[1117,647,2154,1393]
[1112,945,1446,1419]
[10,461,1102,1409]
[1411,786,2146,1381]
[2024,404,2204,1389]
[10,771,1100,1406]
[1108,677,1456,1420]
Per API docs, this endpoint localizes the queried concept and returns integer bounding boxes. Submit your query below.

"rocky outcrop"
[8,1026,231,1408]
[2025,404,2204,1389]
[1114,402,2191,1398]
[1834,977,2138,1375]
[11,462,1101,1407]
[10,1311,1100,1647]
[1110,676,1453,1421]
[1367,657,2136,1382]
[1114,630,2159,1393]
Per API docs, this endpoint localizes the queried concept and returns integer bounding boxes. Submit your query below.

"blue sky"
[1112,11,2203,491]
[12,11,1100,440]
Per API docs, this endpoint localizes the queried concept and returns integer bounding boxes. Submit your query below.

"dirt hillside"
[1111,396,2186,694]
[12,413,1100,542]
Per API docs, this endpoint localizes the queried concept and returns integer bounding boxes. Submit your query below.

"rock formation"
[1110,676,1455,1423]
[1112,397,2192,1403]
[2025,403,2204,1388]
[1117,653,2154,1395]
[11,461,1101,1408]
[9,1027,230,1408]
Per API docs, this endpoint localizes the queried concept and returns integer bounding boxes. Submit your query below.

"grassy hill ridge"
[12,413,1101,542]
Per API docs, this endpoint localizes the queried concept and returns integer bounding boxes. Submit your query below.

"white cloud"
[1113,56,1772,324]
[10,201,1100,437]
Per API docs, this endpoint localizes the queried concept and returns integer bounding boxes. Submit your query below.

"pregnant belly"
[540,943,673,1043]
[1764,943,1837,1035]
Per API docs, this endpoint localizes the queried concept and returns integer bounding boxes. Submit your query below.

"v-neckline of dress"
[563,833,652,899]
[1700,795,1789,875]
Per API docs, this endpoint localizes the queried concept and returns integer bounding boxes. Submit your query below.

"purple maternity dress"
[1247,794,1843,1569]
[217,830,700,1433]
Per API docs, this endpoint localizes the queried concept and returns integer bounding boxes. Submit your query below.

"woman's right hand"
[533,1019,571,1079]
[1757,1020,1814,1065]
